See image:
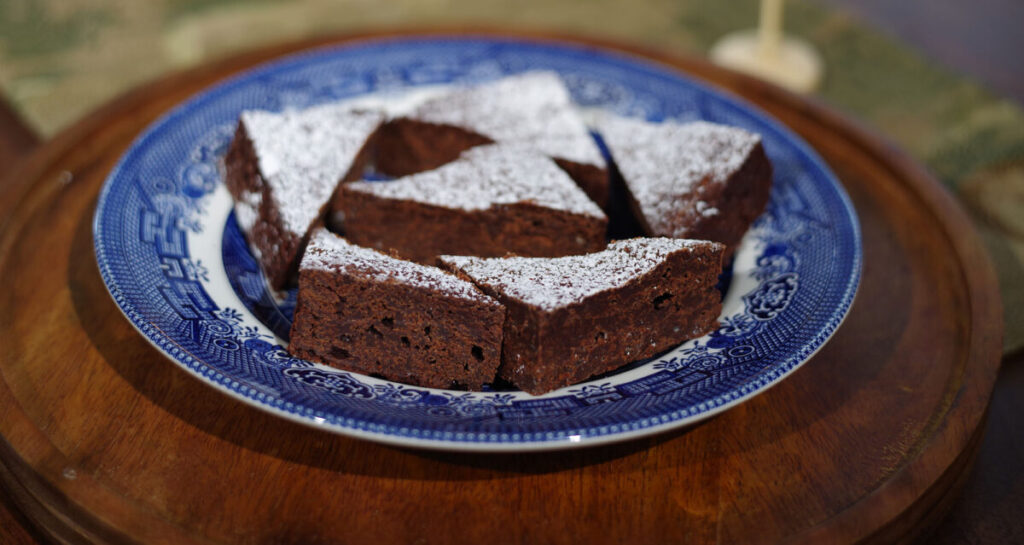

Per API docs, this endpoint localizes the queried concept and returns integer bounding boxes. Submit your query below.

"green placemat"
[2,0,1020,353]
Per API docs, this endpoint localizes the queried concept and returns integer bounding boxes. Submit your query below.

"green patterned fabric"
[2,0,1020,352]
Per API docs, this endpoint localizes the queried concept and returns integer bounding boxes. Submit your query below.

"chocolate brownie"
[224,104,384,289]
[337,145,608,263]
[441,238,725,394]
[597,116,772,258]
[289,229,505,390]
[376,71,611,207]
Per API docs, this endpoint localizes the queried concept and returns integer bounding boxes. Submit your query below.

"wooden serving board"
[0,31,1002,544]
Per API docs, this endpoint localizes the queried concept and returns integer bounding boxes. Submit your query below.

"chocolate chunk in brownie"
[224,104,384,289]
[597,116,772,258]
[375,71,610,207]
[289,228,505,390]
[337,145,608,263]
[441,238,725,395]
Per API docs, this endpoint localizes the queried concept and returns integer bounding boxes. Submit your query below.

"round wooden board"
[0,30,1003,545]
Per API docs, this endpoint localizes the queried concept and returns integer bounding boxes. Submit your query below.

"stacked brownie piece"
[597,116,772,258]
[440,238,725,394]
[289,229,504,390]
[338,144,607,263]
[376,71,611,207]
[224,103,384,289]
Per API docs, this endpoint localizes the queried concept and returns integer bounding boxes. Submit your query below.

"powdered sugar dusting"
[241,104,384,237]
[597,115,759,236]
[410,71,605,168]
[441,238,710,311]
[302,228,495,304]
[346,145,605,218]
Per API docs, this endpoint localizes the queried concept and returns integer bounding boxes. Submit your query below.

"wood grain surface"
[0,30,1003,545]
[0,101,39,175]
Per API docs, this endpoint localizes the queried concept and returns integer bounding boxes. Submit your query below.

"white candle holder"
[708,0,824,93]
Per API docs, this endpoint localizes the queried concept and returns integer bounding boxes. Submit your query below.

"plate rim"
[93,33,863,452]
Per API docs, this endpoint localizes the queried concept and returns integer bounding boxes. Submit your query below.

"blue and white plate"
[94,36,861,451]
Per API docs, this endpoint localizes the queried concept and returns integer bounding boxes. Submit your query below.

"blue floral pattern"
[284,368,375,399]
[94,37,861,449]
[745,273,799,321]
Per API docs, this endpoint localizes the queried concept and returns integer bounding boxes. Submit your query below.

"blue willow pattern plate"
[93,37,861,451]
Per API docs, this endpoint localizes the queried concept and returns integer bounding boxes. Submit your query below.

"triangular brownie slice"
[338,145,608,263]
[225,104,384,289]
[289,228,505,390]
[441,238,724,395]
[377,71,610,207]
[597,116,773,257]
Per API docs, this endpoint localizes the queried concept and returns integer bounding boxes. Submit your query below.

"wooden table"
[0,31,1005,544]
